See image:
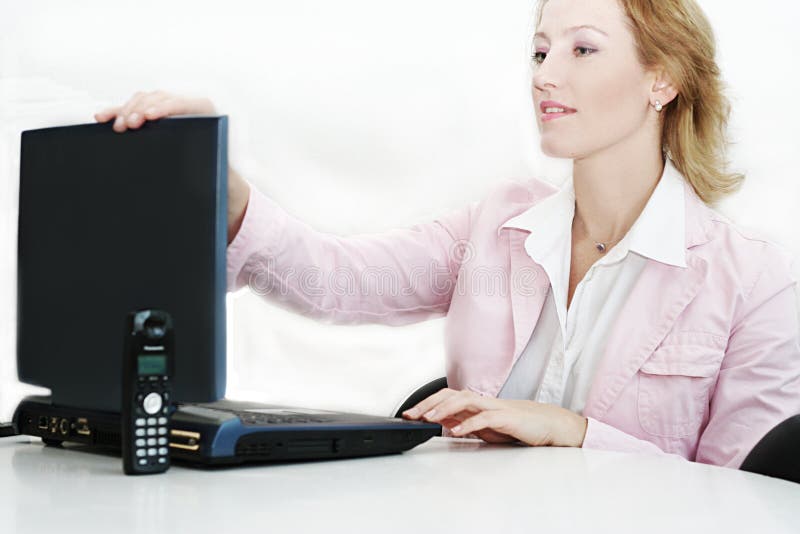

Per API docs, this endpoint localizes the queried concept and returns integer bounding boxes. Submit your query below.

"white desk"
[1,435,798,534]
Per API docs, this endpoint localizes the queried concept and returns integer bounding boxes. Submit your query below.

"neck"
[572,142,666,243]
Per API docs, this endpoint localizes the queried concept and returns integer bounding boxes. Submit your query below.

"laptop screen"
[17,116,228,412]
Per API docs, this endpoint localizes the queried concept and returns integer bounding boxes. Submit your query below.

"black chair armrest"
[740,414,800,484]
[394,377,448,419]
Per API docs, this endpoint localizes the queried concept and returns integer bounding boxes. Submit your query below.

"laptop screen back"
[17,117,228,412]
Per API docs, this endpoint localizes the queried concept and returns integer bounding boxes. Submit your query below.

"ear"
[650,68,678,106]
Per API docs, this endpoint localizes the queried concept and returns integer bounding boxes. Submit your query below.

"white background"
[1,0,799,422]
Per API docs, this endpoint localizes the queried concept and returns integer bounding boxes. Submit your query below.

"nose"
[531,51,563,94]
[532,64,558,94]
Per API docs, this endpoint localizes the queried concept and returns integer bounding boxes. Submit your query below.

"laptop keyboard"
[214,408,331,426]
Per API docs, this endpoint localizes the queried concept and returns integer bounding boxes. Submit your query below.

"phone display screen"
[137,354,167,375]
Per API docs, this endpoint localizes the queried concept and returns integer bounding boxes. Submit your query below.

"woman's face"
[532,0,655,159]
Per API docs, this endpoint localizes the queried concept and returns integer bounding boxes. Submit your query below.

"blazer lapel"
[507,229,550,370]
[583,180,714,419]
[497,177,562,389]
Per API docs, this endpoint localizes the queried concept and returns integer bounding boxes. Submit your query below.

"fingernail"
[423,409,437,420]
[451,425,462,433]
[114,116,124,130]
[404,408,418,417]
[127,112,139,125]
[145,107,157,116]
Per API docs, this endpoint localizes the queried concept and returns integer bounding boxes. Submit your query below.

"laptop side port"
[170,429,201,451]
[58,418,70,436]
[37,416,48,430]
[76,418,91,436]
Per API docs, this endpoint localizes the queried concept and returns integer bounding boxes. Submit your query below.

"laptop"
[12,117,441,466]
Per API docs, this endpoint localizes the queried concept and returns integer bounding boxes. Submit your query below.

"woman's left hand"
[401,388,588,447]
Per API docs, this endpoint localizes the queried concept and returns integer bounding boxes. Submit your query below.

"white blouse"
[496,157,688,415]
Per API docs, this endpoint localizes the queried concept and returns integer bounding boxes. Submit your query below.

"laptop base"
[12,395,442,467]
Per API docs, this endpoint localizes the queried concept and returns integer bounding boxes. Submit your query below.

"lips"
[540,100,576,114]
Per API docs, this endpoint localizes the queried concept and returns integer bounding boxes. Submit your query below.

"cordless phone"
[121,309,174,475]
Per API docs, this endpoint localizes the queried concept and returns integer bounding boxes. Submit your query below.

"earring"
[654,100,663,112]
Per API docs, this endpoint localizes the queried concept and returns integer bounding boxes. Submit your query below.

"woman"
[96,0,800,469]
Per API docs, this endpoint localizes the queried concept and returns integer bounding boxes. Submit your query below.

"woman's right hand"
[93,90,216,132]
[94,90,251,244]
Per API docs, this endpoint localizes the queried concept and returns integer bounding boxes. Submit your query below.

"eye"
[530,46,597,65]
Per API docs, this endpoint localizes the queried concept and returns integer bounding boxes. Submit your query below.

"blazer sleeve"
[583,246,800,469]
[226,181,476,326]
[581,417,682,458]
[694,245,800,468]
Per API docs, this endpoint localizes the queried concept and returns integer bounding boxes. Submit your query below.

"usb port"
[37,416,48,430]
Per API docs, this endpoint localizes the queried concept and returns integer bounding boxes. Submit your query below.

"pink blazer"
[226,175,800,469]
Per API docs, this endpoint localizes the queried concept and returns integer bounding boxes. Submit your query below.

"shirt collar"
[501,156,687,269]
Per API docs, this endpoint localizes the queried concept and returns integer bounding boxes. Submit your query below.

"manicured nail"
[423,409,437,420]
[127,112,139,125]
[404,408,419,417]
[451,425,462,433]
[145,107,157,116]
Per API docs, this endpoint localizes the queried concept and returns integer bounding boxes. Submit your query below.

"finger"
[119,90,164,131]
[401,388,456,419]
[451,411,507,437]
[142,92,173,120]
[423,390,499,422]
[430,409,472,425]
[119,91,151,130]
[401,388,457,419]
[94,106,122,123]
[128,92,172,128]
[440,417,464,428]
[401,410,466,431]
[112,92,142,132]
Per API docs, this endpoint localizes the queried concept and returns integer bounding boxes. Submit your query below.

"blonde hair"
[534,0,744,206]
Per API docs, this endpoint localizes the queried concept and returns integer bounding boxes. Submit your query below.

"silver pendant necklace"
[577,217,626,254]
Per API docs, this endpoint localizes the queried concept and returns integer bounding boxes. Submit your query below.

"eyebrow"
[533,24,608,40]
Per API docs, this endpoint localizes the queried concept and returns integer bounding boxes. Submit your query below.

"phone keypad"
[133,386,170,468]
[134,420,169,464]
